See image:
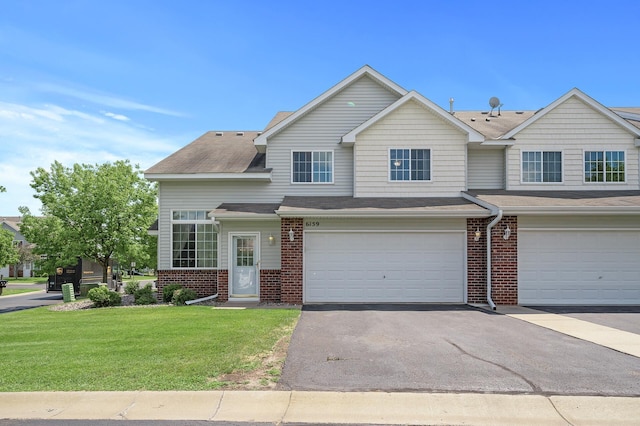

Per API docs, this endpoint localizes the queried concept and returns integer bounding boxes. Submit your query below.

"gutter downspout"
[486,209,502,311]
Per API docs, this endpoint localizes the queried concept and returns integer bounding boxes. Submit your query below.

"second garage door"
[304,232,465,303]
[519,230,640,305]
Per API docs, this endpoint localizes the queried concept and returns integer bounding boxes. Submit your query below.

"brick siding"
[467,218,489,304]
[280,217,304,304]
[490,216,518,305]
[260,269,282,302]
[156,269,218,301]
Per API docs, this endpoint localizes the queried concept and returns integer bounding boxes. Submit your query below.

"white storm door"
[230,234,259,298]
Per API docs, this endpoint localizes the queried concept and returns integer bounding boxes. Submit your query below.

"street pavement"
[1,304,639,424]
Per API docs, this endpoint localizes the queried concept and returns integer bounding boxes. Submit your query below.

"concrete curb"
[1,391,639,425]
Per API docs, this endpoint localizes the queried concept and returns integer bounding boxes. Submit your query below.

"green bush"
[162,283,183,303]
[124,281,139,295]
[172,288,197,305]
[134,284,157,305]
[88,286,122,308]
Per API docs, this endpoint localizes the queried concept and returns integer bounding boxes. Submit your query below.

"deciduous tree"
[19,160,157,283]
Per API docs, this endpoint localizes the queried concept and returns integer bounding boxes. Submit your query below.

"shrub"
[172,288,197,305]
[133,284,156,305]
[162,283,183,303]
[124,281,139,295]
[88,286,122,308]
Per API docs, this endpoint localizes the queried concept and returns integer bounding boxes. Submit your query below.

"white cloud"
[103,111,130,121]
[0,100,186,215]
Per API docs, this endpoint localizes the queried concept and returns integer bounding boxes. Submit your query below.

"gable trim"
[253,65,408,151]
[501,88,640,140]
[341,91,485,145]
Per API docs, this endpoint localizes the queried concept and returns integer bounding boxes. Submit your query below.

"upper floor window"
[171,210,217,268]
[292,151,333,183]
[584,151,625,183]
[389,148,431,181]
[522,151,562,183]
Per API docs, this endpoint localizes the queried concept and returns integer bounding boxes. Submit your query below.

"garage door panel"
[519,230,640,305]
[305,232,465,303]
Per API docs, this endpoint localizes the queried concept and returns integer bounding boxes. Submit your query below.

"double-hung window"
[389,148,431,181]
[171,210,217,268]
[521,151,562,183]
[292,151,333,183]
[584,151,625,182]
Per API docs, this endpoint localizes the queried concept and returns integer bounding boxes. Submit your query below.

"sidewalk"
[1,390,639,424]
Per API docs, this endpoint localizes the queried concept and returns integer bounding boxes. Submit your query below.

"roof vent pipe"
[486,209,503,310]
[449,98,454,114]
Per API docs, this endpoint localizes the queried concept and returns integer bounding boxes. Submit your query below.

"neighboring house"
[145,66,640,306]
[0,217,35,278]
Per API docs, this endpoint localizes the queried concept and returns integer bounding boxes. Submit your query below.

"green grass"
[0,288,42,296]
[2,276,48,284]
[0,305,300,391]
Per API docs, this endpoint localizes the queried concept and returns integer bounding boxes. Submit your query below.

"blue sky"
[1,0,638,215]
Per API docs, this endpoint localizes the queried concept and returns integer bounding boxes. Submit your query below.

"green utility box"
[62,283,76,303]
[79,283,99,297]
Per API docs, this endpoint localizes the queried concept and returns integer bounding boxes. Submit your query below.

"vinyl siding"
[302,217,466,232]
[354,99,467,197]
[219,221,281,270]
[266,75,401,196]
[157,181,282,269]
[506,97,640,190]
[467,147,505,189]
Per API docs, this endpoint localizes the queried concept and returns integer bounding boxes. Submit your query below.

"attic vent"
[515,111,524,114]
[236,132,244,136]
[215,132,224,136]
[257,132,262,136]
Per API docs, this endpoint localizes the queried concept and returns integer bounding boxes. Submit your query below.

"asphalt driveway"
[278,304,640,396]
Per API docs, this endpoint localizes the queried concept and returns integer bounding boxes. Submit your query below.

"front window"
[292,151,333,183]
[390,148,431,181]
[172,210,217,268]
[522,151,562,183]
[585,151,625,182]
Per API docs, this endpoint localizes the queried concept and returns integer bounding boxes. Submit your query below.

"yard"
[0,305,299,391]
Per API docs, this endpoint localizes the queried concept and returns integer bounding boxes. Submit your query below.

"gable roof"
[253,65,408,152]
[145,131,270,181]
[341,91,485,144]
[1,217,22,234]
[501,88,640,140]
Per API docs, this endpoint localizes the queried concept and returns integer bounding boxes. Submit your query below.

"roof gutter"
[461,192,499,310]
[485,209,502,310]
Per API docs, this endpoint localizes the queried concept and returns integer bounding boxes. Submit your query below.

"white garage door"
[519,230,640,305]
[304,232,465,303]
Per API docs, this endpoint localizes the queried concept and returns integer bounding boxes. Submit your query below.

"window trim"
[520,150,564,184]
[170,209,219,269]
[388,148,432,182]
[583,149,626,184]
[290,149,335,184]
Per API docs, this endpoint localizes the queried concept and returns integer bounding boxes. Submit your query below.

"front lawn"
[0,305,299,391]
[0,288,42,296]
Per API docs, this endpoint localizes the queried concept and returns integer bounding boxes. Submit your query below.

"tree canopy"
[19,160,157,282]
[0,228,19,271]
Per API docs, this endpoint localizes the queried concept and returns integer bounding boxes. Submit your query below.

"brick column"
[281,217,303,304]
[467,218,488,304]
[490,216,518,305]
[217,270,228,302]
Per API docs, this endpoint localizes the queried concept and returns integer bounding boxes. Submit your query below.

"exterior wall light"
[503,225,511,240]
[474,228,481,242]
[288,229,295,241]
[268,234,276,246]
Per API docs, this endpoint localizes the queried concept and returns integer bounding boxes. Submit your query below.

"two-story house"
[1,217,35,278]
[145,66,640,307]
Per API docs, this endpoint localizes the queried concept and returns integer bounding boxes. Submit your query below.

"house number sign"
[305,221,320,227]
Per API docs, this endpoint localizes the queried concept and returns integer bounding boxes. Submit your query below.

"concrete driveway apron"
[278,304,640,396]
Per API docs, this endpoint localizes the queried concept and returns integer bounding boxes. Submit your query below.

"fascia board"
[502,88,640,140]
[502,206,640,215]
[255,65,408,147]
[209,214,279,220]
[342,91,485,144]
[275,209,491,218]
[144,172,272,182]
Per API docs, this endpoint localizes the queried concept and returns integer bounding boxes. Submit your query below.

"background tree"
[19,160,157,283]
[0,228,19,272]
[13,242,37,278]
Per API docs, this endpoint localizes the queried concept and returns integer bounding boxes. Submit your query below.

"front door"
[230,234,259,299]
